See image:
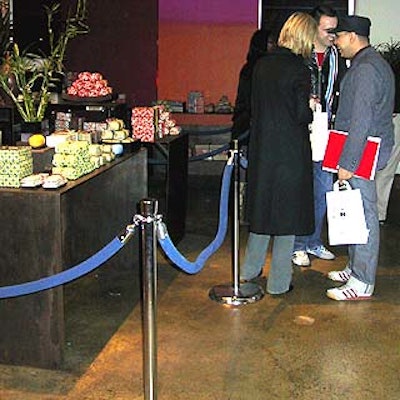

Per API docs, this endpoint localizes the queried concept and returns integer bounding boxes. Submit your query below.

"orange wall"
[158,22,257,106]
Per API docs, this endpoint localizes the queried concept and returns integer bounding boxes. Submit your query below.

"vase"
[18,121,42,143]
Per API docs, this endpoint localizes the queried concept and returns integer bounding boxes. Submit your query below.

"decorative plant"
[0,0,89,122]
[0,43,52,122]
[376,39,400,113]
[45,0,89,74]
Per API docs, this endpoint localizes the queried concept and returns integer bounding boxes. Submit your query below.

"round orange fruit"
[28,134,46,148]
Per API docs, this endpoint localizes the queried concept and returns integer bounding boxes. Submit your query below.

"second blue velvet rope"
[158,161,233,274]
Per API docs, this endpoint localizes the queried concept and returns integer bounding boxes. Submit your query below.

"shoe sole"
[292,260,311,267]
[326,290,373,301]
[327,293,373,301]
[307,252,335,260]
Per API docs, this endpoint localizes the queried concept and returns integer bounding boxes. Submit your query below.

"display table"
[0,148,147,369]
[145,134,188,242]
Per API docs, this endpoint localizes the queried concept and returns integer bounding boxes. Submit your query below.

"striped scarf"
[325,46,339,121]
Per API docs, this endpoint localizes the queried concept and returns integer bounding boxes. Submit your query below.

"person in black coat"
[231,29,274,223]
[240,12,317,295]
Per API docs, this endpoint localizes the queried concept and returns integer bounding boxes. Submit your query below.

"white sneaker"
[327,266,352,283]
[292,251,311,267]
[326,276,374,301]
[307,245,335,260]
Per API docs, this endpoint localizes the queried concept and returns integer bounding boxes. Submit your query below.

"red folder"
[322,130,381,180]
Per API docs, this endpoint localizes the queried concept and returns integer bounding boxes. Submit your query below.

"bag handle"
[333,180,352,191]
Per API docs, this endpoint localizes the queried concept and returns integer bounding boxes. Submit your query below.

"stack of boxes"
[52,141,118,178]
[87,144,116,168]
[131,106,181,142]
[187,91,205,114]
[52,141,96,180]
[0,146,33,188]
[83,122,108,138]
[101,118,130,142]
[131,107,156,142]
[54,111,73,131]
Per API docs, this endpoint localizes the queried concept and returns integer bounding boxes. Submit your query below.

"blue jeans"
[294,161,333,251]
[241,232,294,294]
[347,177,379,285]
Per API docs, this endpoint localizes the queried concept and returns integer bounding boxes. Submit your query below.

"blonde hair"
[278,12,317,58]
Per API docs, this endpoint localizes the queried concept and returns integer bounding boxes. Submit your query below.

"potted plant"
[376,39,400,113]
[0,0,89,125]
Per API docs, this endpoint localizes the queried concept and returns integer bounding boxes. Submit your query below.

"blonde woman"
[240,13,317,295]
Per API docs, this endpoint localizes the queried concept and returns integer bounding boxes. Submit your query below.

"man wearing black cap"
[326,15,395,300]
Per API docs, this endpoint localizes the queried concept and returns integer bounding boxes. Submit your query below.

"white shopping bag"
[310,103,329,162]
[326,180,369,245]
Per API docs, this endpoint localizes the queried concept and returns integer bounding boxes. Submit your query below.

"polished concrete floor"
[1,174,400,399]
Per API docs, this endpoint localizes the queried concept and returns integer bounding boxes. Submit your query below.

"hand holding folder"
[322,130,381,180]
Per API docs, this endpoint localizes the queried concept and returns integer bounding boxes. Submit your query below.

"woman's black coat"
[247,47,315,235]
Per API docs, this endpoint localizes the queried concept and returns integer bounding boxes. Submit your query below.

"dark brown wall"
[63,0,158,106]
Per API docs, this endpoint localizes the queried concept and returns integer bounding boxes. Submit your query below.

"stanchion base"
[209,282,264,306]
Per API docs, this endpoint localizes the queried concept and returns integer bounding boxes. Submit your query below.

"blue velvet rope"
[184,126,232,136]
[149,144,231,164]
[157,162,233,274]
[240,154,248,169]
[189,142,230,162]
[189,130,249,162]
[148,130,249,164]
[0,237,124,299]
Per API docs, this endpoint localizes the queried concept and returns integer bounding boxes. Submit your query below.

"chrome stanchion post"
[209,140,264,306]
[232,139,241,296]
[139,199,158,400]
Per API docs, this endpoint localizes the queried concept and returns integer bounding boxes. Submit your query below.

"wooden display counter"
[0,148,147,369]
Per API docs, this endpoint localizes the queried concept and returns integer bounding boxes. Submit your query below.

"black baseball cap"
[329,15,371,37]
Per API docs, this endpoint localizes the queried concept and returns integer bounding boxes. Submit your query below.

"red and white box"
[131,107,156,142]
[322,130,381,180]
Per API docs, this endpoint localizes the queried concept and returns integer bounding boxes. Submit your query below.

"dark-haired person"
[292,5,347,267]
[240,12,317,295]
[231,29,274,140]
[326,15,395,300]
